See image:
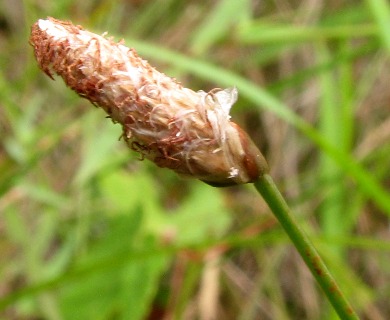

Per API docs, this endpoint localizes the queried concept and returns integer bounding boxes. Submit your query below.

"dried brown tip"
[30,17,268,186]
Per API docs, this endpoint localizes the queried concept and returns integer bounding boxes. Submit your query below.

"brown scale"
[30,17,269,187]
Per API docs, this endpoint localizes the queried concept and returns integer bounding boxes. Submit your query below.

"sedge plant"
[30,17,359,319]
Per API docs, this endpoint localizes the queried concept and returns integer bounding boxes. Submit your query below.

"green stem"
[254,174,359,320]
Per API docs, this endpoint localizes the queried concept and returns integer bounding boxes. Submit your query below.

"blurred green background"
[1,0,390,319]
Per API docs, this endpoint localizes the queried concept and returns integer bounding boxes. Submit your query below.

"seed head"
[30,17,268,186]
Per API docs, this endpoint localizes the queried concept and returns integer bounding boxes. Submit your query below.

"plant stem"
[254,174,359,320]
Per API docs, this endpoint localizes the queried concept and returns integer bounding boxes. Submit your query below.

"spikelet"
[30,17,268,186]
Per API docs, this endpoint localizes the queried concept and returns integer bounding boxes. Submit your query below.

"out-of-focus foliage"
[0,0,389,319]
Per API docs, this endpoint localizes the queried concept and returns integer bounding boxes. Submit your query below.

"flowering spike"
[30,17,268,186]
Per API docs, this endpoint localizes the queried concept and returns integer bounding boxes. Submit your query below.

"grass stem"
[254,174,359,320]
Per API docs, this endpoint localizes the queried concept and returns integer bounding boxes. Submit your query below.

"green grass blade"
[365,0,390,52]
[237,22,377,44]
[189,0,250,55]
[317,42,346,259]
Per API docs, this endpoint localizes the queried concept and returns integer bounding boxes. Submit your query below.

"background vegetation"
[1,0,390,319]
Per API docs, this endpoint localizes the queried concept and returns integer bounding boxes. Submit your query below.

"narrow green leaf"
[366,0,390,52]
